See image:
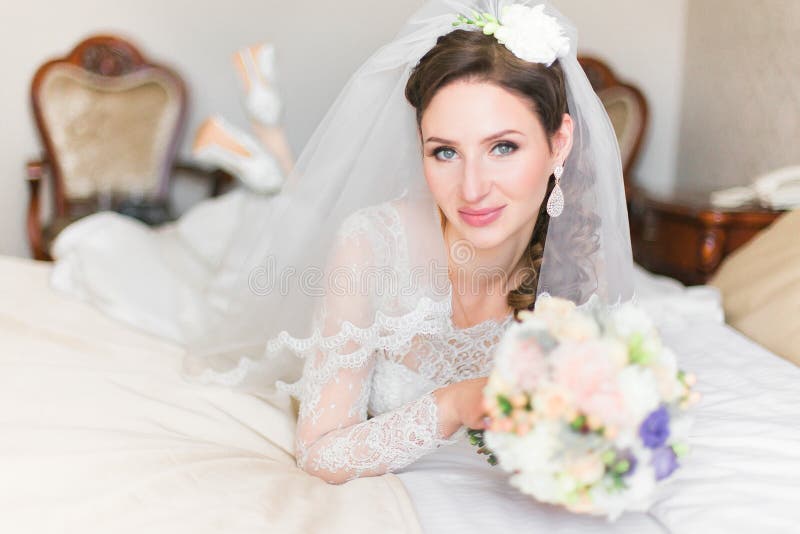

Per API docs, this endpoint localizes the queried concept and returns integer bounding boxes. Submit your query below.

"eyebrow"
[423,129,524,145]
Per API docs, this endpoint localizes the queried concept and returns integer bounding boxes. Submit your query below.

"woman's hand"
[432,377,489,438]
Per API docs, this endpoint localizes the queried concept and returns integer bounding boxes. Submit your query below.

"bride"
[289,15,580,483]
[51,0,631,486]
[184,0,633,485]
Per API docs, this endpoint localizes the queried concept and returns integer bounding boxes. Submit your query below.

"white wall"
[0,0,686,257]
[678,0,800,191]
[555,0,688,196]
[0,0,427,257]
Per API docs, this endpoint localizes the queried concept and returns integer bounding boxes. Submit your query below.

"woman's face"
[420,79,572,252]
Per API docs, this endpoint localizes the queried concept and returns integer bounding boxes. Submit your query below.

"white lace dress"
[273,200,514,483]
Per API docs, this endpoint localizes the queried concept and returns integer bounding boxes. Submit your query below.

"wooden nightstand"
[628,186,786,285]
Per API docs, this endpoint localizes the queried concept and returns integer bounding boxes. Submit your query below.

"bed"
[399,318,800,533]
[2,253,800,533]
[0,256,419,534]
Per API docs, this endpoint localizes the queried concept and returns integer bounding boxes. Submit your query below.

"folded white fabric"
[710,167,800,210]
[709,186,757,209]
[50,190,253,343]
[755,183,800,210]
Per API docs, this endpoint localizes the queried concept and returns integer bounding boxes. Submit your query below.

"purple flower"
[651,446,679,481]
[639,406,670,449]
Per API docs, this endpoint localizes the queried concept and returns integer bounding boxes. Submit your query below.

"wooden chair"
[578,55,648,195]
[27,34,232,260]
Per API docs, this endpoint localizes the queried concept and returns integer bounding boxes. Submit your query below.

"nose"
[460,154,492,203]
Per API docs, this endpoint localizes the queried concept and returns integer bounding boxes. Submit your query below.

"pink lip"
[458,205,507,227]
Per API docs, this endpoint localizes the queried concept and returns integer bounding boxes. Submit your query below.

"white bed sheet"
[399,268,800,533]
[0,256,421,534]
[7,248,800,533]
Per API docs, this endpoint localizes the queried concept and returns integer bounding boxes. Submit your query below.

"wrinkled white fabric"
[50,189,269,343]
[399,320,800,534]
[0,255,422,534]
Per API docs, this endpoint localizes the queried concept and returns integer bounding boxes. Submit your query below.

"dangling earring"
[546,164,564,217]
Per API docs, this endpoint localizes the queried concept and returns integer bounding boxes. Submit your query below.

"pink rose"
[552,340,627,427]
[508,337,548,390]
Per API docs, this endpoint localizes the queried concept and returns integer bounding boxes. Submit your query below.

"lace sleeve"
[297,382,450,484]
[276,207,456,484]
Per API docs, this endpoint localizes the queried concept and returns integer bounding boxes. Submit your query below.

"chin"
[454,222,513,251]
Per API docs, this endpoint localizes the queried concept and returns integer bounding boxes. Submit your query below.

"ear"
[551,113,574,165]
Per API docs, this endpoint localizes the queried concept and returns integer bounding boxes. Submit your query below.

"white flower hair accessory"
[453,4,570,66]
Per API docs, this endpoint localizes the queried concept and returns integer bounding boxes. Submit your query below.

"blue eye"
[434,147,458,161]
[491,142,517,156]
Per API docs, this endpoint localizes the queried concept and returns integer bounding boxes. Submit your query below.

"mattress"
[3,253,799,533]
[399,270,800,533]
[0,256,420,534]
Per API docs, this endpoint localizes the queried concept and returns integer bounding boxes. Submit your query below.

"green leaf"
[570,414,586,432]
[613,460,630,474]
[628,332,653,365]
[497,395,512,416]
[672,442,690,458]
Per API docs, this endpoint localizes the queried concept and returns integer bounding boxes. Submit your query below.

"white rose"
[495,4,570,66]
[612,303,642,327]
[565,452,606,486]
[602,337,629,369]
[607,303,663,363]
[549,312,600,343]
[510,471,572,504]
[533,296,600,342]
[618,366,660,425]
[652,347,682,402]
[590,460,656,519]
[532,295,575,317]
[486,420,560,473]
[608,303,656,338]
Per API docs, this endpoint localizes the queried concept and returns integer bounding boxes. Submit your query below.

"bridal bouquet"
[471,297,699,520]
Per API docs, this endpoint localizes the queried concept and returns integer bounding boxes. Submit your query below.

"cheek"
[422,159,457,205]
[499,151,551,206]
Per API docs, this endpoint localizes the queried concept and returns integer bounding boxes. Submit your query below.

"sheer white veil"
[182,0,634,393]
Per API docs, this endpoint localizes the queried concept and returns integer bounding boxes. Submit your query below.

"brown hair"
[405,29,570,315]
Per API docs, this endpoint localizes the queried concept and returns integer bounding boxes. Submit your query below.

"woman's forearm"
[299,391,454,484]
[431,384,464,439]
